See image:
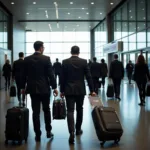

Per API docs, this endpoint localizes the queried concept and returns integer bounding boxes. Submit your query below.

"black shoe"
[69,132,74,144]
[19,101,21,106]
[22,103,25,107]
[76,129,83,135]
[47,132,54,139]
[35,136,41,142]
[117,97,121,101]
[138,103,145,106]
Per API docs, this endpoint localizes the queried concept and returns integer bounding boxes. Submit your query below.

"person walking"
[53,58,62,85]
[126,60,134,84]
[90,57,101,94]
[12,52,25,105]
[100,59,108,88]
[133,55,150,106]
[2,59,11,91]
[60,46,96,144]
[109,54,124,100]
[21,41,58,142]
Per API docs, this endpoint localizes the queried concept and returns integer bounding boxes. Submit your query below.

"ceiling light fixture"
[82,8,85,10]
[54,2,59,19]
[11,2,15,5]
[110,3,114,5]
[33,2,36,4]
[89,26,91,28]
[26,12,30,15]
[45,10,48,18]
[70,2,73,4]
[77,25,79,27]
[78,16,81,19]
[68,12,70,15]
[48,24,52,32]
[91,2,94,5]
[100,13,102,15]
[86,12,89,15]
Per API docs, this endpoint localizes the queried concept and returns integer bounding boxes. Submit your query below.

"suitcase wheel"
[100,141,105,147]
[5,140,8,145]
[114,139,120,144]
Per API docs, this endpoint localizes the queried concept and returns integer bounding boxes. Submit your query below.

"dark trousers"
[136,82,146,103]
[4,76,10,89]
[65,95,84,134]
[92,77,99,94]
[102,76,106,87]
[16,82,21,102]
[127,72,132,84]
[112,78,122,97]
[30,94,52,136]
[55,73,60,85]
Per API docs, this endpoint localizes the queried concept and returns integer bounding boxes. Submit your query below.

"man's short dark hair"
[19,52,24,58]
[101,59,105,63]
[71,46,80,55]
[34,41,44,51]
[93,57,97,62]
[56,58,58,61]
[114,54,118,59]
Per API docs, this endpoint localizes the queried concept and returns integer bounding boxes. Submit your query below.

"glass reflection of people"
[133,55,150,106]
[2,59,11,91]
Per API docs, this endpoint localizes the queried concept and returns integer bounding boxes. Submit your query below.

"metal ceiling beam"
[18,19,101,22]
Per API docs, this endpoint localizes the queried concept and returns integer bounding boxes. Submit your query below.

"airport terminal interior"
[0,0,150,149]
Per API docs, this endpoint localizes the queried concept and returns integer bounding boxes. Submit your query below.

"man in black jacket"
[90,57,101,94]
[21,41,58,142]
[53,58,62,85]
[109,54,124,100]
[126,60,134,84]
[12,52,24,105]
[60,46,96,144]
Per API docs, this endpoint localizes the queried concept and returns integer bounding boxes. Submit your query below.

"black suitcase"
[9,85,16,97]
[106,84,114,97]
[146,82,150,96]
[52,98,66,120]
[5,105,29,145]
[92,106,123,146]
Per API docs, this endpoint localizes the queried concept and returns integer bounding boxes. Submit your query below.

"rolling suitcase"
[106,84,114,97]
[146,82,150,96]
[92,106,123,146]
[5,95,29,145]
[52,98,66,120]
[9,85,16,97]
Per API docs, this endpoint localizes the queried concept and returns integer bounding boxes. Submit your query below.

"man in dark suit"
[109,54,124,100]
[126,60,134,84]
[21,41,58,142]
[60,46,96,144]
[12,52,24,105]
[90,57,101,94]
[53,58,62,85]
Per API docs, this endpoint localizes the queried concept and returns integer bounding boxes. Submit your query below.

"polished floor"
[0,79,150,150]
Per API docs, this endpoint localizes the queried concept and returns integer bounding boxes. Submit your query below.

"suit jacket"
[90,62,101,78]
[53,62,62,74]
[133,63,150,83]
[2,64,11,77]
[60,56,94,96]
[12,59,24,84]
[100,63,108,77]
[109,60,124,79]
[21,52,56,94]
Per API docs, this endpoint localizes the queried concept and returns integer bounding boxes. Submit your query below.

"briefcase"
[52,98,66,120]
[9,85,16,97]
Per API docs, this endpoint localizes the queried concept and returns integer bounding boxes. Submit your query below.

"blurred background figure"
[2,59,11,91]
[88,59,92,69]
[100,59,108,88]
[53,58,62,85]
[126,60,134,84]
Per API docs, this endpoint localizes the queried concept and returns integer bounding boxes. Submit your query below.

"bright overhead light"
[100,12,102,15]
[65,26,67,28]
[77,25,79,27]
[130,16,133,18]
[78,16,81,19]
[48,24,52,32]
[89,26,91,28]
[110,3,114,5]
[33,2,36,4]
[45,10,49,18]
[68,12,70,15]
[86,12,89,15]
[11,2,15,5]
[82,8,85,10]
[91,2,94,5]
[70,2,73,4]
[26,12,30,15]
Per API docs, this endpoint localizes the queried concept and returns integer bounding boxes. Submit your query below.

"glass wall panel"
[148,0,150,21]
[137,32,146,49]
[128,0,136,21]
[122,3,127,21]
[137,0,146,21]
[129,34,136,50]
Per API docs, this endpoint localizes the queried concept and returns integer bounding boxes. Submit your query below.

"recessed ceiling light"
[91,2,94,5]
[33,2,36,4]
[110,3,114,5]
[89,26,91,28]
[129,10,132,12]
[78,16,81,19]
[68,12,70,15]
[100,13,102,15]
[11,2,15,5]
[77,25,79,27]
[82,8,85,10]
[130,16,133,18]
[26,12,30,15]
[86,12,89,15]
[143,17,146,19]
[70,2,73,4]
[65,26,67,28]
